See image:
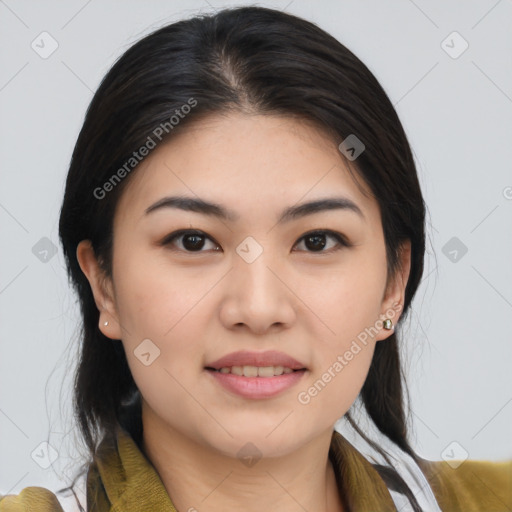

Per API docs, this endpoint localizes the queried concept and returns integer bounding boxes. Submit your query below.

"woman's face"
[79,112,410,459]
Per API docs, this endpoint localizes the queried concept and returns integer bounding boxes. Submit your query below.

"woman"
[1,6,509,512]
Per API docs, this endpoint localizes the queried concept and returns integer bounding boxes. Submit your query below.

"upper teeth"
[218,365,294,377]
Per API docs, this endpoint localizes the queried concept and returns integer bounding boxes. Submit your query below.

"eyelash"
[159,229,351,254]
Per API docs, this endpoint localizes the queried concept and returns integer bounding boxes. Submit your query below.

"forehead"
[115,112,379,226]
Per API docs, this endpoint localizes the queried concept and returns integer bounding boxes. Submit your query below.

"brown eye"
[161,230,221,252]
[294,230,350,253]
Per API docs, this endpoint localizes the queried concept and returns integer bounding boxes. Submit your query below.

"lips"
[205,350,307,399]
[205,350,307,372]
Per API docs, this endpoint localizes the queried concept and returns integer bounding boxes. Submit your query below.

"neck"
[141,409,344,512]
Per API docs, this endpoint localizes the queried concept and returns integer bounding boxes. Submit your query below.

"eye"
[293,230,350,253]
[160,229,351,254]
[160,229,221,252]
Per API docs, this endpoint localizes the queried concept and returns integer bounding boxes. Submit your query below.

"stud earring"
[383,319,393,330]
[104,321,109,326]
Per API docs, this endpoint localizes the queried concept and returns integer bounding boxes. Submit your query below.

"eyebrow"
[144,195,365,223]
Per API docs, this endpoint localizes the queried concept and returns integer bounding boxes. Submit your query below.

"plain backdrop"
[1,0,511,496]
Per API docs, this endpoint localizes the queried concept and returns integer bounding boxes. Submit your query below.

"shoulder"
[418,457,512,512]
[0,487,64,511]
[0,474,86,512]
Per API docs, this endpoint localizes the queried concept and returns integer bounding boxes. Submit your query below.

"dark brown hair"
[59,6,426,509]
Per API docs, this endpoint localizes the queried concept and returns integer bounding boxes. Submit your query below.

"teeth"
[258,366,276,377]
[231,366,243,376]
[217,365,297,377]
[243,365,258,377]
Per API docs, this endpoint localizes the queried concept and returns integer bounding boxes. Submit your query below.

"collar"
[86,426,397,511]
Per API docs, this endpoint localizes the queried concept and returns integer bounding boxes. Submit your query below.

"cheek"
[112,249,213,381]
[294,256,385,420]
[297,335,376,426]
[296,258,386,346]
[113,249,202,338]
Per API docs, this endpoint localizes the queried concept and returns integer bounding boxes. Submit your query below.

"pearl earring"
[383,319,393,330]
[104,321,109,326]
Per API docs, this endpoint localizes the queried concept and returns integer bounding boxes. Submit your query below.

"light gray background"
[1,0,511,496]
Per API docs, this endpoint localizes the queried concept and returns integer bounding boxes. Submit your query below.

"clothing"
[1,425,510,511]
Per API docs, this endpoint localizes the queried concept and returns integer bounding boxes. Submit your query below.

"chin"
[200,422,310,460]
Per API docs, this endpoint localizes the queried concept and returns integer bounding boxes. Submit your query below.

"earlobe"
[376,240,412,342]
[76,240,122,340]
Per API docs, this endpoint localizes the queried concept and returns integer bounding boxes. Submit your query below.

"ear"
[375,239,412,342]
[76,240,122,340]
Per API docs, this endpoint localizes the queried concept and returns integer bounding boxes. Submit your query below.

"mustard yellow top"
[1,426,511,511]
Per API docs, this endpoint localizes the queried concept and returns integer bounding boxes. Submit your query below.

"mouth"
[205,367,307,399]
[205,349,307,372]
[204,351,308,399]
[205,365,305,377]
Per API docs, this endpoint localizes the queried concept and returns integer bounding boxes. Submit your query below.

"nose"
[219,248,297,335]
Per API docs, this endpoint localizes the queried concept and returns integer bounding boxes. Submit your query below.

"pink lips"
[205,350,307,399]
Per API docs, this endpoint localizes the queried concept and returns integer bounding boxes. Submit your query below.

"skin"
[77,112,411,512]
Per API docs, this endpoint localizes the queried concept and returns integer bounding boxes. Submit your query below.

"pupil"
[306,234,326,251]
[184,234,204,250]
